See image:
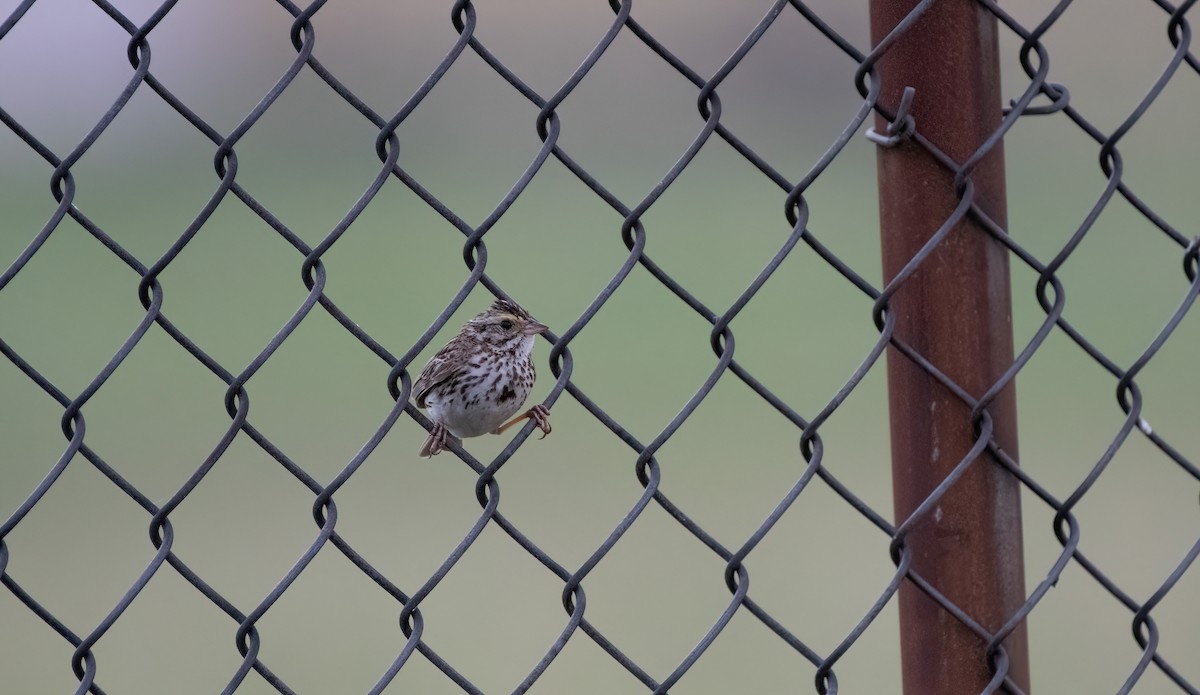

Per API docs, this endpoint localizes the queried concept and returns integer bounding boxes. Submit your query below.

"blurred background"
[1,0,1197,693]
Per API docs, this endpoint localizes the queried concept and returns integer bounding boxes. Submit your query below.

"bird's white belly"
[425,381,526,438]
[428,401,504,437]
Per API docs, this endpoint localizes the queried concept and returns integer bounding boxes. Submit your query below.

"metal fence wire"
[2,0,1199,693]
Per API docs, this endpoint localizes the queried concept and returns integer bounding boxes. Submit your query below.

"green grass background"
[1,1,1197,693]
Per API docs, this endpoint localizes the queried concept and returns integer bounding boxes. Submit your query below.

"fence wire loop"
[865,85,916,147]
[1004,81,1070,116]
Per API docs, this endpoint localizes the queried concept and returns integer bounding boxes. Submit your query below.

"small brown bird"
[413,299,551,457]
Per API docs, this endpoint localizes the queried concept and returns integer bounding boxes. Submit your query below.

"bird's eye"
[500,319,513,331]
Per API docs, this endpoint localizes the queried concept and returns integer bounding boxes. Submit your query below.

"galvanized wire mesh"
[1,1,1198,694]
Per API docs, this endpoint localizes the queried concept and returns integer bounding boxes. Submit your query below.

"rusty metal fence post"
[869,1,1032,693]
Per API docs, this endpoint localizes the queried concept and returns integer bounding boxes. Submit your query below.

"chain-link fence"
[2,1,1198,693]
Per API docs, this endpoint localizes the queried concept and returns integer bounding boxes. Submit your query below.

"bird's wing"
[412,342,466,408]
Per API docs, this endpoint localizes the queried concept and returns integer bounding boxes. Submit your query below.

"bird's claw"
[420,422,454,458]
[494,404,552,439]
[528,404,551,439]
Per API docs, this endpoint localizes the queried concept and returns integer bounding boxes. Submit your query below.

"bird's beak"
[525,320,549,336]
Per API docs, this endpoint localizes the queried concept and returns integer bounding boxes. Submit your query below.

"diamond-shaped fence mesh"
[1,0,1198,693]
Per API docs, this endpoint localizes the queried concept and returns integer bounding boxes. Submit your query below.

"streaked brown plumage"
[413,299,551,457]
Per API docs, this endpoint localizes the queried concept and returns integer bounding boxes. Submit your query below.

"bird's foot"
[419,422,456,457]
[495,404,552,439]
